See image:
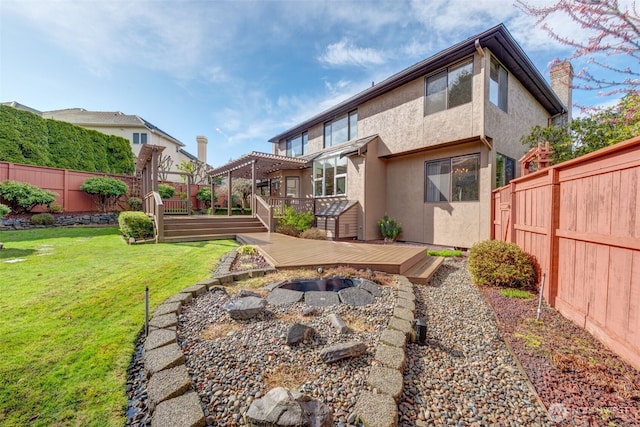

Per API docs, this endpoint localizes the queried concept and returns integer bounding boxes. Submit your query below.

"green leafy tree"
[522,92,640,164]
[157,184,176,199]
[80,177,129,212]
[196,187,215,208]
[0,180,58,213]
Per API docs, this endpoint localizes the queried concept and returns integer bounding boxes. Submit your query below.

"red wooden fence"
[492,136,640,370]
[0,162,208,213]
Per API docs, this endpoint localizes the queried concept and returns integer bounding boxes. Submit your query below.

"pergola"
[208,151,308,215]
[136,144,166,197]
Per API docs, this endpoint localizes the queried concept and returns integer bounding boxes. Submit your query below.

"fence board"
[492,135,640,370]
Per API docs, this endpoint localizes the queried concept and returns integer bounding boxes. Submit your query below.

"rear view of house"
[213,24,571,248]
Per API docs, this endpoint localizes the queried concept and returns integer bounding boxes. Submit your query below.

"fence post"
[546,168,560,306]
[509,181,517,243]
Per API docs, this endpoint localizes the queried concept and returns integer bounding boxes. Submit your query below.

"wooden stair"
[400,253,444,285]
[161,216,267,243]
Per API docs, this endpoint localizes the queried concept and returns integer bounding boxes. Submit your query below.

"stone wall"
[0,213,119,230]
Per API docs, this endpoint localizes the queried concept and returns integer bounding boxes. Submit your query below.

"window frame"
[286,131,308,157]
[495,153,515,188]
[425,153,480,203]
[323,110,358,148]
[133,132,148,145]
[425,58,474,115]
[313,155,347,197]
[490,57,508,112]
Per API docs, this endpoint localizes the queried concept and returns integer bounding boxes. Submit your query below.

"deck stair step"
[161,216,266,242]
[402,255,444,285]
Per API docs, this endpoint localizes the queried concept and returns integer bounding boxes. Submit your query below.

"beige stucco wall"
[81,125,192,173]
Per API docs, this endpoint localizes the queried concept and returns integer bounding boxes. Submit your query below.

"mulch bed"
[482,287,640,426]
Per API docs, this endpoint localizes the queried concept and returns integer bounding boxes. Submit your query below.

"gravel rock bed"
[400,258,551,426]
[177,283,396,426]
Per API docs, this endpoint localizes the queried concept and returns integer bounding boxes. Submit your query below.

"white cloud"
[318,38,386,68]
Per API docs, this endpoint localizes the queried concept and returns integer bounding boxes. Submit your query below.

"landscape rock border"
[138,268,415,427]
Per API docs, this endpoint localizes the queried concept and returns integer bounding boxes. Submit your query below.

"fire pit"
[278,277,355,293]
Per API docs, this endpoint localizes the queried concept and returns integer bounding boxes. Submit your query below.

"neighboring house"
[212,24,571,248]
[41,108,208,174]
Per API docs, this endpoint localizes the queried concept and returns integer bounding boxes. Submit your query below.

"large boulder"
[286,323,315,345]
[223,296,267,320]
[245,387,332,427]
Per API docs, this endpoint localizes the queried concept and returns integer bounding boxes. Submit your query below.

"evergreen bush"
[31,213,55,226]
[0,203,10,218]
[80,177,128,212]
[126,197,142,211]
[118,211,154,240]
[157,184,176,199]
[196,187,214,208]
[468,240,536,289]
[0,180,58,213]
[277,206,314,235]
[378,213,402,241]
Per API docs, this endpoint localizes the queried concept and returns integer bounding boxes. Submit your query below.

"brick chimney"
[196,135,208,164]
[550,61,573,124]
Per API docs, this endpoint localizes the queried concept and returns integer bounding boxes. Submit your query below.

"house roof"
[208,152,308,179]
[42,108,185,147]
[269,24,566,144]
[315,200,358,218]
[1,101,42,115]
[303,134,378,162]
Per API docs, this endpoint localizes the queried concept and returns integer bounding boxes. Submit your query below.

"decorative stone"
[286,323,315,345]
[245,387,332,427]
[353,391,397,427]
[302,306,319,316]
[338,287,374,306]
[195,277,221,288]
[144,343,184,375]
[209,285,227,294]
[305,291,340,307]
[396,297,415,313]
[396,290,415,304]
[223,296,267,320]
[357,279,383,297]
[148,313,178,330]
[367,365,403,402]
[153,302,182,317]
[144,329,177,351]
[239,289,261,297]
[147,364,192,410]
[268,288,304,306]
[151,391,205,427]
[393,306,413,322]
[180,284,207,297]
[374,344,406,371]
[263,281,286,292]
[388,317,413,338]
[328,313,350,334]
[319,341,366,363]
[379,329,406,348]
[164,292,192,305]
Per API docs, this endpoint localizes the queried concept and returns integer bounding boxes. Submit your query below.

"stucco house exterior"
[41,108,208,173]
[211,24,571,248]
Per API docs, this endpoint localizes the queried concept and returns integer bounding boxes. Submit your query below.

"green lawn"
[0,227,235,426]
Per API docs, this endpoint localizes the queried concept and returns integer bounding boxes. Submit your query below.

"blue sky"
[1,0,634,167]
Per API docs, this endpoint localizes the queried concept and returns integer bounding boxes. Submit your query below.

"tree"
[232,178,253,212]
[0,180,58,213]
[157,154,174,182]
[516,0,639,96]
[522,91,640,163]
[177,159,211,185]
[80,177,128,212]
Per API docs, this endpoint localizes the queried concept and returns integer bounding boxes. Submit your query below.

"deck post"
[251,160,256,217]
[227,171,232,217]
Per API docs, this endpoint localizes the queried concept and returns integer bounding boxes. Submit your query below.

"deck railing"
[254,195,274,231]
[162,199,189,215]
[265,197,315,217]
[144,191,164,242]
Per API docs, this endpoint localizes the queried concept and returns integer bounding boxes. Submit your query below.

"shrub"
[80,177,128,212]
[378,213,402,241]
[0,203,10,219]
[196,187,214,208]
[500,288,534,299]
[31,213,55,226]
[276,223,301,237]
[237,245,258,255]
[300,228,328,240]
[118,211,154,240]
[277,206,314,234]
[0,180,58,213]
[47,202,63,213]
[157,184,176,199]
[468,240,536,289]
[126,197,142,211]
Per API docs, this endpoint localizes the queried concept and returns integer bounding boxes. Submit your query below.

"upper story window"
[425,153,480,202]
[133,132,147,144]
[425,59,473,115]
[313,155,347,197]
[286,132,308,157]
[324,110,357,148]
[490,57,508,112]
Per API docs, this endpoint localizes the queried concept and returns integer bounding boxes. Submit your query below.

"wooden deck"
[237,232,443,282]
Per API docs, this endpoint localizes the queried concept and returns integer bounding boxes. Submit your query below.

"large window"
[286,132,308,157]
[425,60,473,115]
[324,110,357,148]
[425,153,480,202]
[313,155,347,197]
[490,57,508,112]
[496,153,515,188]
[133,132,148,144]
